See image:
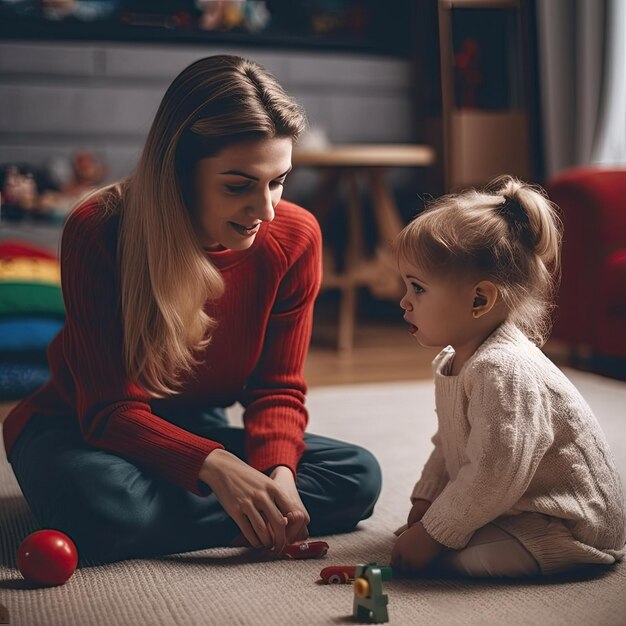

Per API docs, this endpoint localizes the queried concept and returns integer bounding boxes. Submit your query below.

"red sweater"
[3,198,322,496]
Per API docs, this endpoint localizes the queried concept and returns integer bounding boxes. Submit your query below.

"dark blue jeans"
[9,406,381,564]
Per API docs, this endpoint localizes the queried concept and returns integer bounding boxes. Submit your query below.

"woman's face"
[192,136,293,251]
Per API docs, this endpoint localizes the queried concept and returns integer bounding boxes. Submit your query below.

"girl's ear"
[472,281,498,318]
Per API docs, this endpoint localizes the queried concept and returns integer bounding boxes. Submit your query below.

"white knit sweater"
[413,322,626,574]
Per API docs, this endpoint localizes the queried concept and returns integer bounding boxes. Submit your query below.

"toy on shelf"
[281,540,329,560]
[195,0,270,33]
[320,564,357,584]
[1,165,38,220]
[352,563,392,624]
[0,151,107,223]
[39,150,107,220]
[454,38,483,108]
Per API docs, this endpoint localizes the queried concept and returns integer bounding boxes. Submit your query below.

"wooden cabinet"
[437,0,535,190]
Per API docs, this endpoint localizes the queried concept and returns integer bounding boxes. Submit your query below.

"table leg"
[337,170,364,352]
[312,169,341,231]
[367,168,405,244]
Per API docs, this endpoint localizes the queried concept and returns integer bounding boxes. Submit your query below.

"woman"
[3,55,381,563]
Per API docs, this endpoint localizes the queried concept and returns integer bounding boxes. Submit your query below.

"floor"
[3,368,625,626]
[306,320,438,386]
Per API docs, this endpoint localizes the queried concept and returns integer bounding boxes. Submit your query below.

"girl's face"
[192,136,293,251]
[398,256,478,350]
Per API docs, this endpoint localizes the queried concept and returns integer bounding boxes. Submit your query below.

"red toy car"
[281,540,329,560]
[320,565,357,584]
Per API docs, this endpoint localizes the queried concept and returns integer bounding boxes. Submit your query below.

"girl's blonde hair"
[394,175,562,346]
[96,55,306,396]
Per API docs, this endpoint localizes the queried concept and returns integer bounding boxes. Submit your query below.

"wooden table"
[293,144,436,351]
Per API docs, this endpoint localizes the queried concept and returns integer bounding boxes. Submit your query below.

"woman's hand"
[407,498,432,527]
[199,449,291,552]
[391,522,445,574]
[269,465,310,544]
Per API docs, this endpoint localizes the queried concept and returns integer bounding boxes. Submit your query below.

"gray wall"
[0,41,415,186]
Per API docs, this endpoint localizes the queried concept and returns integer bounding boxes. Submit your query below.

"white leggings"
[435,524,540,578]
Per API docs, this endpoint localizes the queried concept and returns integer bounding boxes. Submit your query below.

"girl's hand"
[269,465,310,544]
[407,498,432,527]
[391,522,445,574]
[199,449,290,553]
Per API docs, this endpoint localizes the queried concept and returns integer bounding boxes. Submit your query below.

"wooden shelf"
[437,0,533,189]
[0,17,413,58]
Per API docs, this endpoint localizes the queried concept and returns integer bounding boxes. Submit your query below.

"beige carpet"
[1,368,625,626]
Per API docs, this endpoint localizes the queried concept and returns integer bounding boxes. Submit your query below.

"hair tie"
[498,197,527,223]
[498,196,535,247]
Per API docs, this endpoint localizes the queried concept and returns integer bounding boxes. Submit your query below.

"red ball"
[17,530,78,586]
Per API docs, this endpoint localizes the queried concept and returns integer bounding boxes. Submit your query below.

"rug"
[1,369,625,625]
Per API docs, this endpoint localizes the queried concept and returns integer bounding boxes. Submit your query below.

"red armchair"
[545,168,626,377]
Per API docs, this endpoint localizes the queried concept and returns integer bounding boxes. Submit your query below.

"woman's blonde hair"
[394,175,562,346]
[101,55,306,396]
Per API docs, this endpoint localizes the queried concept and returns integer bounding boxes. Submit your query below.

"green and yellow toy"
[352,563,392,623]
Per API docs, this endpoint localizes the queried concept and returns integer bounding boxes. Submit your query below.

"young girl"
[391,175,625,577]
